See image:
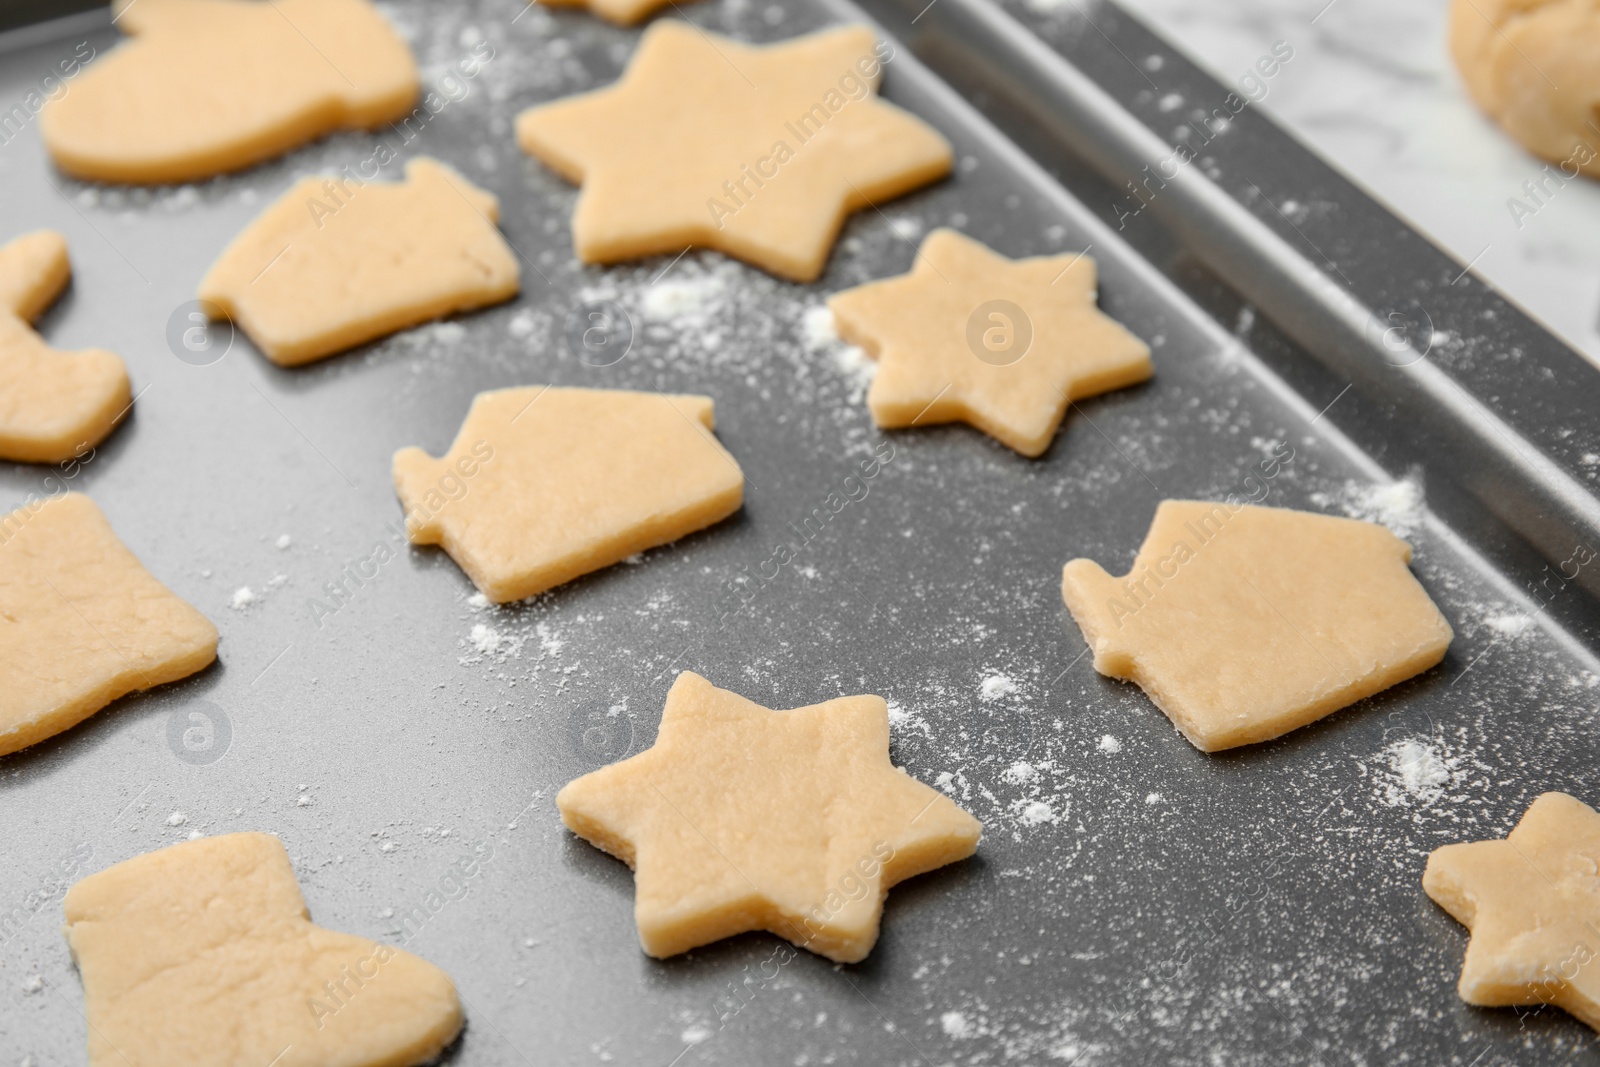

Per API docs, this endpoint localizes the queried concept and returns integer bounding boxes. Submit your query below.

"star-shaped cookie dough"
[41,0,418,183]
[0,230,131,463]
[558,671,982,962]
[516,22,952,282]
[539,0,698,27]
[1424,792,1600,1031]
[200,158,520,366]
[1,493,217,756]
[64,832,463,1067]
[1061,501,1453,751]
[828,228,1152,457]
[393,387,743,603]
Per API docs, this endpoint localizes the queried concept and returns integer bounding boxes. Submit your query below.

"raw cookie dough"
[539,0,698,27]
[1424,792,1600,1031]
[558,671,982,962]
[41,0,418,184]
[1450,0,1600,178]
[393,387,743,603]
[828,228,1152,457]
[1061,501,1453,751]
[0,231,131,463]
[199,158,520,366]
[0,493,216,756]
[516,22,951,282]
[63,832,463,1067]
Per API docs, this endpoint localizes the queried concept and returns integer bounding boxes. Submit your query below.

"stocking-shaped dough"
[0,231,130,463]
[63,832,463,1067]
[0,493,217,756]
[41,0,418,183]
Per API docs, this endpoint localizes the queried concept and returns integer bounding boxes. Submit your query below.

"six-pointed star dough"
[0,493,217,756]
[41,0,418,184]
[63,832,463,1067]
[199,158,520,366]
[539,0,699,27]
[393,387,744,603]
[1424,792,1600,1031]
[829,228,1152,456]
[0,231,131,463]
[516,22,952,282]
[558,671,982,962]
[1061,501,1453,751]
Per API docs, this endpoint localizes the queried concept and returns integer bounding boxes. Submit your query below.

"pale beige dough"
[199,158,520,366]
[1450,0,1600,178]
[829,228,1152,457]
[0,493,217,756]
[539,0,700,26]
[1061,501,1453,751]
[558,671,982,962]
[63,832,463,1067]
[1424,792,1600,1031]
[41,0,418,184]
[0,231,131,464]
[393,386,743,603]
[516,22,952,282]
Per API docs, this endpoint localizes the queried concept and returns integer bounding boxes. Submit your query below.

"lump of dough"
[0,493,217,756]
[199,158,520,366]
[557,671,982,962]
[0,230,130,464]
[1061,501,1453,751]
[40,0,418,184]
[393,387,743,603]
[63,832,463,1067]
[1450,0,1600,177]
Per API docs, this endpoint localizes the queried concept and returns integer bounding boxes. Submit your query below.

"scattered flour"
[1017,799,1056,826]
[167,811,186,827]
[467,592,490,610]
[1381,738,1457,807]
[642,274,726,328]
[941,1011,975,1038]
[275,534,292,549]
[1001,761,1039,785]
[228,586,255,611]
[1484,611,1533,638]
[681,1025,713,1045]
[1097,734,1121,754]
[979,674,1018,702]
[1311,476,1424,536]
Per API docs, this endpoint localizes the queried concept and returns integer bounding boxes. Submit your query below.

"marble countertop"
[1105,0,1600,367]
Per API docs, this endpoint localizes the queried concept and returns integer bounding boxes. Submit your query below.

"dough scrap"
[0,493,217,756]
[40,0,418,184]
[1061,501,1453,751]
[558,671,982,962]
[199,158,520,366]
[539,0,698,27]
[393,386,743,603]
[516,22,952,282]
[63,832,462,1067]
[0,231,131,464]
[1424,792,1600,1031]
[1450,0,1600,178]
[828,228,1152,457]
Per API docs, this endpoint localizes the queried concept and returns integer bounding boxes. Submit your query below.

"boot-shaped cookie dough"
[0,493,216,756]
[0,231,130,463]
[516,22,951,282]
[41,0,418,183]
[558,672,982,962]
[63,832,463,1067]
[200,158,520,366]
[1061,501,1453,751]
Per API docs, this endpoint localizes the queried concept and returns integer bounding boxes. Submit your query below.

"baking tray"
[2,1,1598,1065]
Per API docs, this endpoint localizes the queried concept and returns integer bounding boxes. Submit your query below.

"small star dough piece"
[0,493,217,756]
[1424,793,1600,1030]
[829,228,1152,457]
[1450,0,1600,178]
[539,0,698,26]
[63,832,463,1067]
[516,22,952,282]
[199,158,520,366]
[394,387,743,603]
[0,231,131,463]
[1061,501,1453,751]
[558,671,982,962]
[40,0,418,184]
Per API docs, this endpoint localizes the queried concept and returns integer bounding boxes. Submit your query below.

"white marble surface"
[1110,0,1600,366]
